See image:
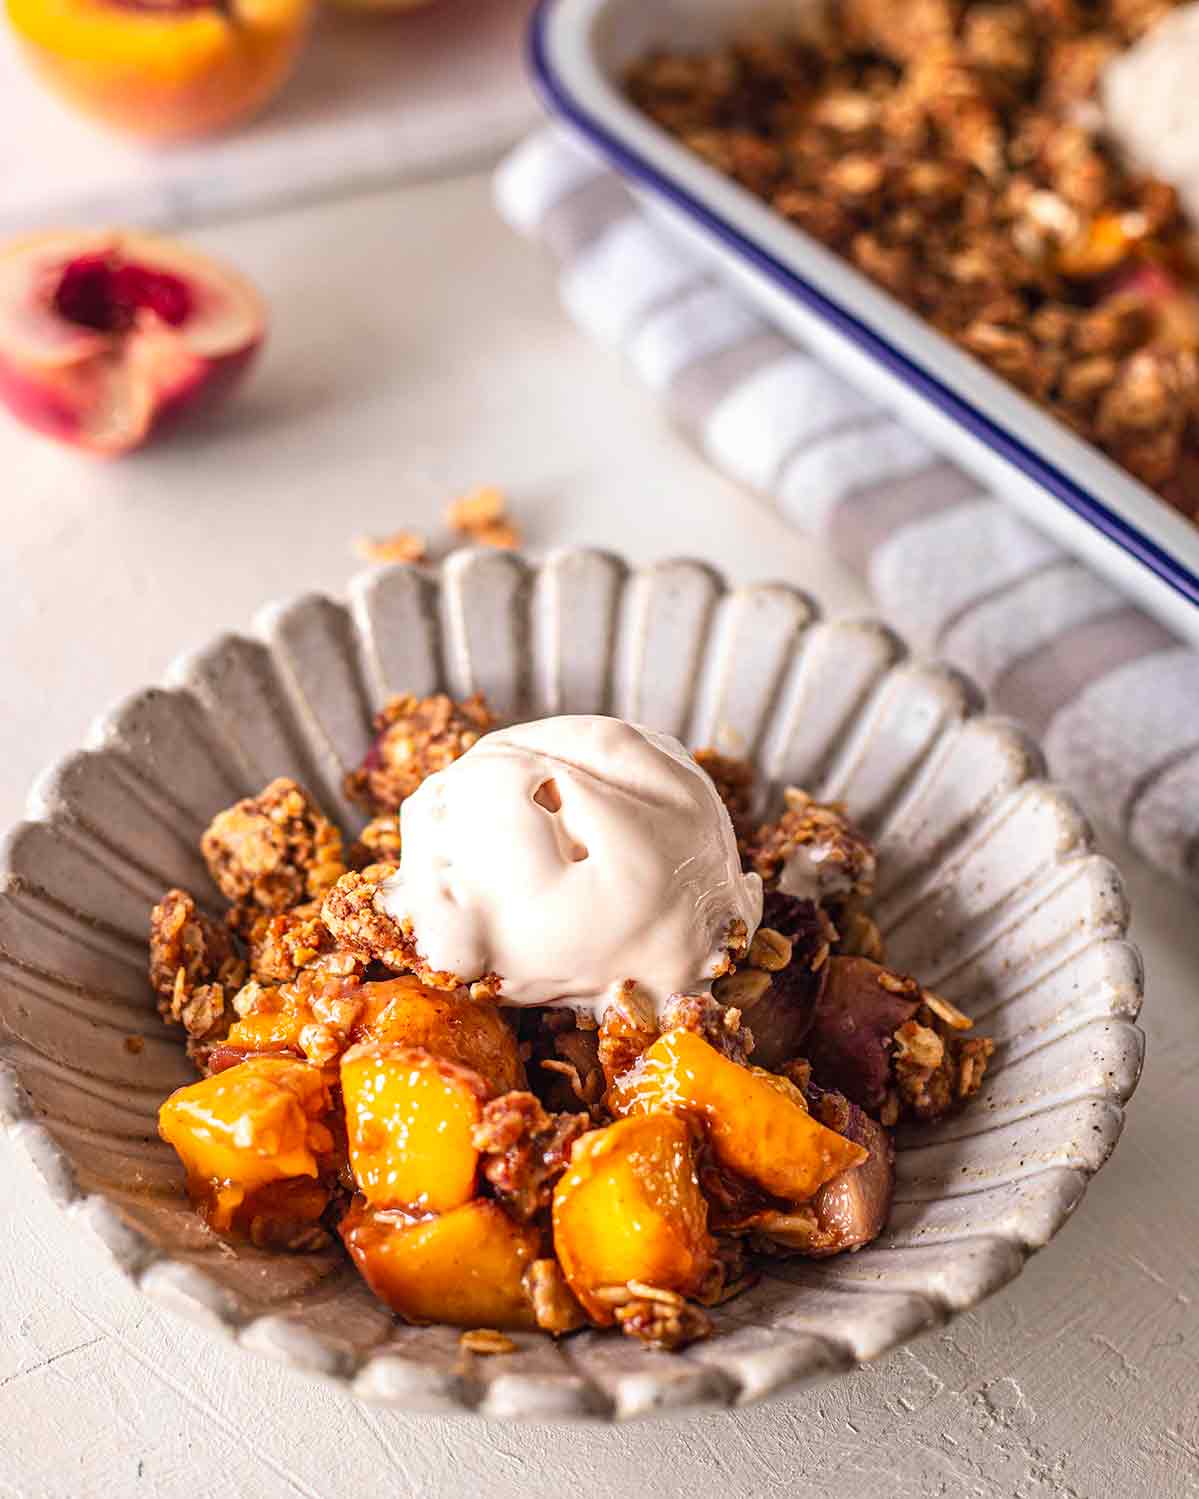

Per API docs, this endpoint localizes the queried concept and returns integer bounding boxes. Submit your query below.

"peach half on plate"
[0,229,264,456]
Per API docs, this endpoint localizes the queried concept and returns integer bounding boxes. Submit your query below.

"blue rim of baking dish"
[528,0,1199,616]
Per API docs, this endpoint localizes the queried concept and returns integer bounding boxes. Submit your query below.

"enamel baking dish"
[531,0,1199,646]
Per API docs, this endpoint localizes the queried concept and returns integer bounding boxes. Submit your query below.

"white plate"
[0,550,1143,1419]
[531,0,1199,646]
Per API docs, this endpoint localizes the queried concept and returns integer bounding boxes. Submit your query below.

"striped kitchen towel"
[496,126,1199,891]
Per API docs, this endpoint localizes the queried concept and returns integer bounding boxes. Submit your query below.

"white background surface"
[0,171,1197,1499]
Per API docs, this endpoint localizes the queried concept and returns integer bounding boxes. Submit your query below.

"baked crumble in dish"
[151,697,992,1351]
[627,0,1199,515]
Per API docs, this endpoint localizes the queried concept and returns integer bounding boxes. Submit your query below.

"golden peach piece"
[223,1008,308,1057]
[341,1200,540,1330]
[357,976,525,1096]
[551,1113,714,1324]
[6,0,313,143]
[340,1043,484,1214]
[158,1055,333,1232]
[609,1028,867,1203]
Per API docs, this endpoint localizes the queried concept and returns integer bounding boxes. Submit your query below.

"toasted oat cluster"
[147,696,991,1353]
[201,778,345,911]
[343,692,494,815]
[347,812,403,870]
[627,1,1199,511]
[148,888,246,1046]
[744,786,878,903]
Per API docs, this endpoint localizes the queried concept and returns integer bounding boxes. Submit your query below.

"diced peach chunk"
[609,1028,866,1203]
[551,1113,714,1324]
[340,1043,484,1213]
[340,1200,540,1330]
[224,1008,309,1055]
[158,1055,334,1232]
[357,976,524,1096]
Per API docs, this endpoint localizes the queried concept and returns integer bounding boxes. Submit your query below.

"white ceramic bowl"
[531,0,1199,647]
[0,549,1143,1420]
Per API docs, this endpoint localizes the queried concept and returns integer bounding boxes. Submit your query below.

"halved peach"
[610,1028,867,1203]
[0,230,263,455]
[551,1112,714,1324]
[341,1200,540,1330]
[340,1042,485,1214]
[158,1054,333,1232]
[356,976,524,1096]
[6,0,313,142]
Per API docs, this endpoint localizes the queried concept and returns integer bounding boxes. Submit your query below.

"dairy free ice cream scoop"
[378,715,763,1016]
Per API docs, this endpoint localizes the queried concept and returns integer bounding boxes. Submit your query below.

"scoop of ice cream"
[377,714,763,1015]
[1103,4,1199,224]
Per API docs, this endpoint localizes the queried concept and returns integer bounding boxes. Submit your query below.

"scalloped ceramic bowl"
[0,549,1143,1421]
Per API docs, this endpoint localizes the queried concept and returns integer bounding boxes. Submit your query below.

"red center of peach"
[53,253,193,333]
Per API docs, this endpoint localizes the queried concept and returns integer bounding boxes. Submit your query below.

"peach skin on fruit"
[5,0,313,142]
[0,229,264,455]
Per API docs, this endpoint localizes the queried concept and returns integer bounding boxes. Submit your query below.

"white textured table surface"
[0,170,1196,1499]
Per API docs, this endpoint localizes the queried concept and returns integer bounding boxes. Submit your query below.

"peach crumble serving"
[627,1,1199,514]
[150,701,992,1349]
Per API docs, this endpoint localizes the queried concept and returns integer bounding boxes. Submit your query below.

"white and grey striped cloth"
[495,126,1199,891]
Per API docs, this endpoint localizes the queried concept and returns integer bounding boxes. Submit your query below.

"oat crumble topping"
[147,691,993,1352]
[201,778,345,911]
[627,1,1199,510]
[343,692,494,816]
[444,485,523,550]
[353,530,428,566]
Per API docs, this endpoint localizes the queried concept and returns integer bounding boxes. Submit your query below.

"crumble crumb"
[446,484,505,532]
[744,788,877,902]
[597,982,659,1088]
[473,1091,588,1221]
[524,1259,587,1335]
[347,812,403,870]
[893,1004,995,1122]
[526,1010,606,1115]
[595,1282,712,1351]
[343,692,495,815]
[230,901,333,984]
[661,990,752,1065]
[201,779,345,912]
[693,747,756,828]
[459,1329,517,1356]
[353,530,428,565]
[148,888,246,1042]
[445,486,523,550]
[320,865,464,989]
